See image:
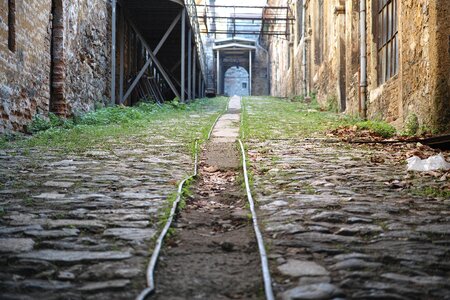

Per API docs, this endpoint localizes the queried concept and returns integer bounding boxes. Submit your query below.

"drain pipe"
[359,0,367,119]
[302,1,307,97]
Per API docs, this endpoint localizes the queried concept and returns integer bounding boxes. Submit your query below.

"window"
[8,0,16,52]
[296,0,303,45]
[242,82,247,89]
[377,0,398,84]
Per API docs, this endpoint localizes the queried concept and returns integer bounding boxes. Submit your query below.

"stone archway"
[224,66,249,97]
[50,0,67,116]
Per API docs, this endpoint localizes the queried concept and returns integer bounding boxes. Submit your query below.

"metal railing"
[185,0,207,82]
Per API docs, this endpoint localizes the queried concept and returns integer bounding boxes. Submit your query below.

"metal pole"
[119,9,125,103]
[202,80,205,97]
[188,29,192,101]
[181,9,186,103]
[111,0,117,105]
[249,50,252,96]
[302,1,307,96]
[198,70,201,99]
[216,50,220,94]
[193,52,197,99]
[360,0,367,119]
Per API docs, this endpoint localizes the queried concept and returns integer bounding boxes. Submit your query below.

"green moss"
[403,113,419,136]
[411,186,450,199]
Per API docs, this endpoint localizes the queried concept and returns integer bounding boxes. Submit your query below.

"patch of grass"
[23,197,36,207]
[241,96,396,140]
[2,97,228,153]
[411,186,450,199]
[242,96,344,140]
[347,120,397,138]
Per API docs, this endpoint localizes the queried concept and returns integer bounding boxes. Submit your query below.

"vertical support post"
[202,79,205,97]
[188,29,192,101]
[216,50,220,94]
[198,71,201,99]
[249,50,252,96]
[119,10,125,103]
[181,9,186,103]
[193,52,197,99]
[111,0,117,105]
[359,0,367,119]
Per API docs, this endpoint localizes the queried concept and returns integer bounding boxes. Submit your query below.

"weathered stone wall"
[0,0,111,133]
[0,0,52,132]
[366,0,450,131]
[266,0,450,132]
[64,1,111,115]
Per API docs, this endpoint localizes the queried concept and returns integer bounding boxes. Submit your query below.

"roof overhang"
[213,43,257,51]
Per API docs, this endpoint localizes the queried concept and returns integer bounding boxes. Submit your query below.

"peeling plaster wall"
[0,0,110,133]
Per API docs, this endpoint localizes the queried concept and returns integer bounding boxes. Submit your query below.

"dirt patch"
[203,142,240,170]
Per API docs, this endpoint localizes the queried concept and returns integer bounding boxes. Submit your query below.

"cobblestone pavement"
[249,139,450,300]
[0,104,224,299]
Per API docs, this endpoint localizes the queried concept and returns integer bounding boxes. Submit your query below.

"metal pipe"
[238,138,275,300]
[302,1,307,96]
[181,9,186,102]
[111,0,117,105]
[188,29,192,101]
[360,0,367,119]
[193,52,197,99]
[119,10,125,103]
[249,51,252,96]
[216,50,220,94]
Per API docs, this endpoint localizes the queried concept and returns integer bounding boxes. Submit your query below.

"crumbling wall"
[0,1,52,132]
[366,0,450,131]
[266,0,450,132]
[64,0,110,115]
[0,0,110,133]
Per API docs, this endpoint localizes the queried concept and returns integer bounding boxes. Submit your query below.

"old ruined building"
[0,0,207,133]
[1,0,449,133]
[263,0,450,132]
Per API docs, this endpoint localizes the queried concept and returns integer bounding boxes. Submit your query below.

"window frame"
[376,0,398,85]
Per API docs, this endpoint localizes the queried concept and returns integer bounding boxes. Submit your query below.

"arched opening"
[50,0,67,116]
[224,66,249,97]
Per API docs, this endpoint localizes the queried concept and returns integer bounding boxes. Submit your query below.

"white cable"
[238,139,275,300]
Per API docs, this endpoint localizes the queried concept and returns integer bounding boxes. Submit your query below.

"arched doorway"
[224,66,249,97]
[50,0,66,116]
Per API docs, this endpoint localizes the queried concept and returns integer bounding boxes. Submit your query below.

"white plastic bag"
[407,153,450,171]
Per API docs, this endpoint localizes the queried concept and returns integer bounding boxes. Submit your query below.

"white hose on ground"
[238,139,275,300]
[136,103,227,300]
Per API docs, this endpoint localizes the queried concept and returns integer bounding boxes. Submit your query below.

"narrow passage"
[154,96,263,299]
